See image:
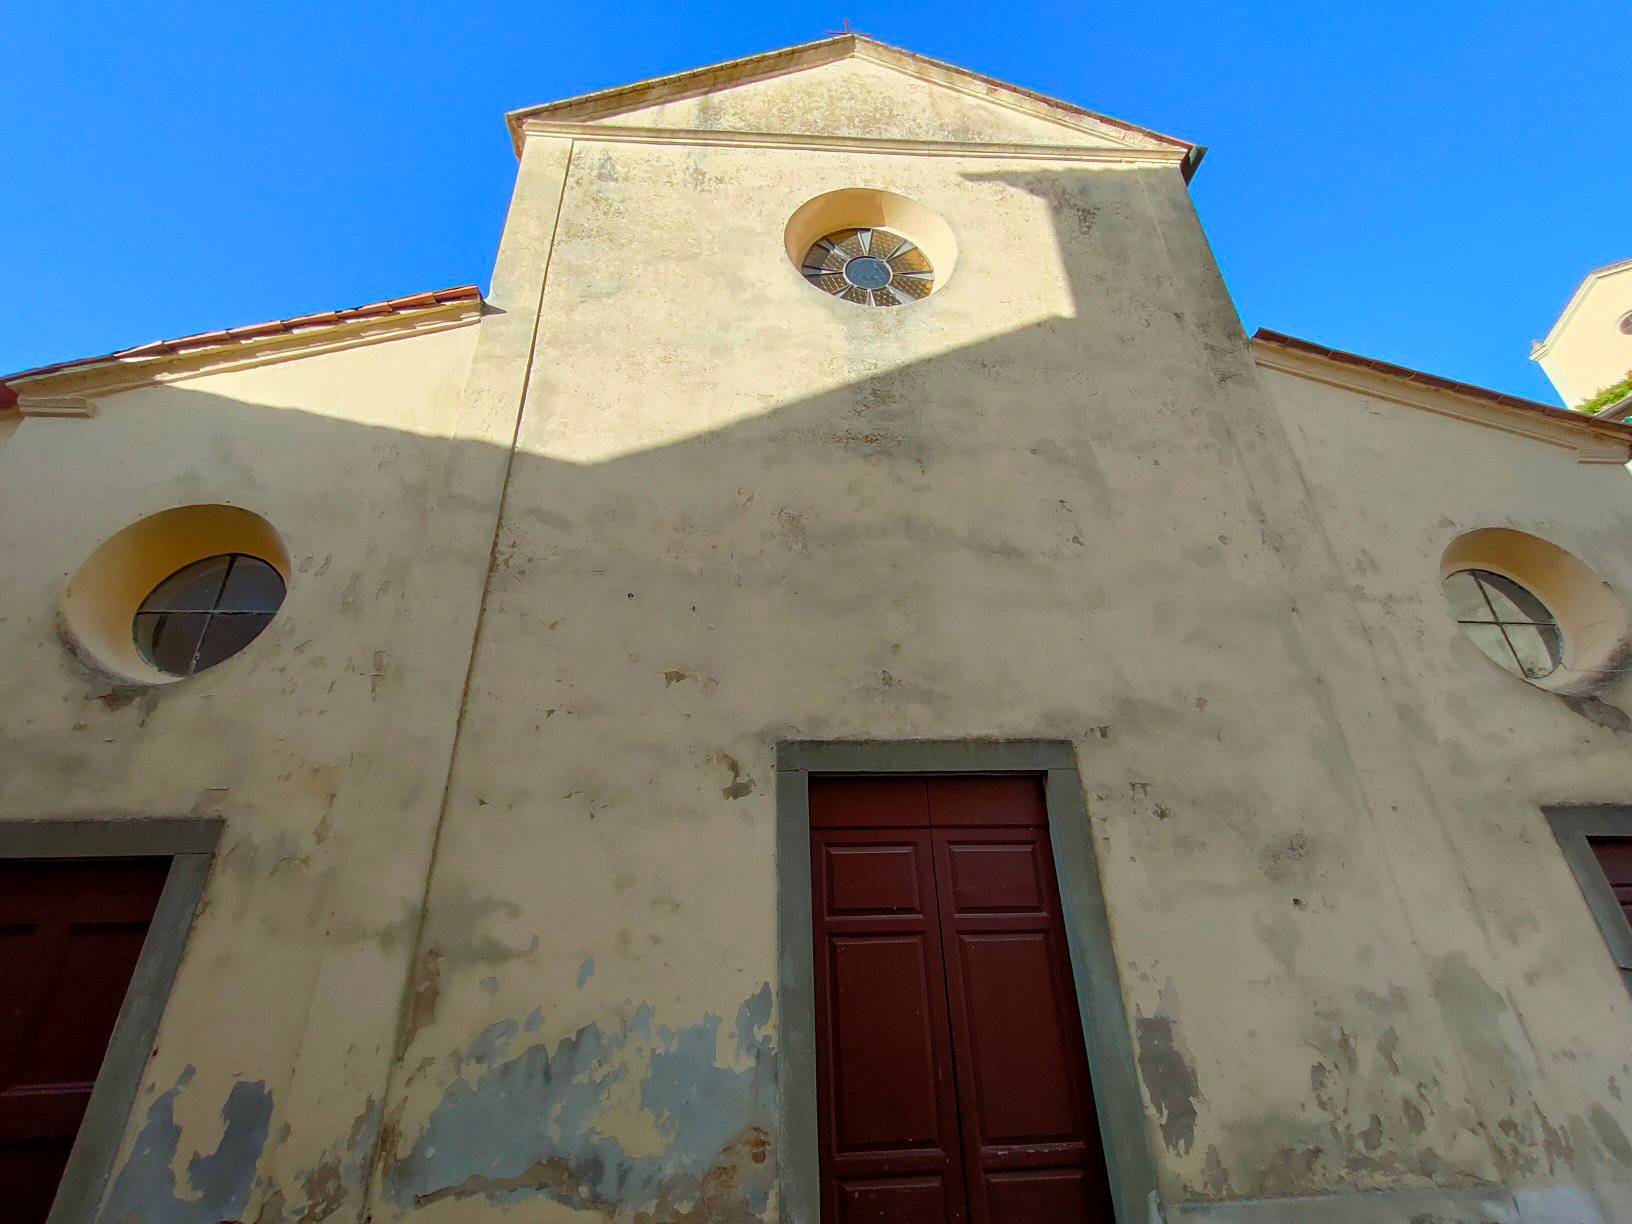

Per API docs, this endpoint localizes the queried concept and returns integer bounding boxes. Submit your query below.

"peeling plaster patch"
[289,1097,380,1223]
[578,956,596,987]
[712,752,755,800]
[103,1066,273,1223]
[1590,1105,1632,1166]
[468,1019,520,1066]
[1135,981,1203,1155]
[384,985,775,1219]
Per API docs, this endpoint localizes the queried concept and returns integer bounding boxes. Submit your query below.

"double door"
[810,775,1114,1223]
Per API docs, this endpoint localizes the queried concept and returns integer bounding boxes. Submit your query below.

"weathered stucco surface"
[1260,366,1632,1219]
[596,56,1132,149]
[0,325,492,1222]
[5,44,1632,1224]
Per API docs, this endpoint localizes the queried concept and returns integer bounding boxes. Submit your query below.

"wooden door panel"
[812,778,930,828]
[826,844,924,917]
[984,1168,1097,1224]
[925,778,1045,828]
[951,931,1083,1144]
[942,841,1047,915]
[813,828,969,1223]
[931,825,1113,1222]
[829,936,946,1150]
[838,1176,952,1224]
[17,923,152,1089]
[0,858,171,1223]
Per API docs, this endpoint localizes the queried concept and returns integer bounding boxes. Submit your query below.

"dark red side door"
[1590,839,1632,927]
[0,858,171,1222]
[811,777,1114,1224]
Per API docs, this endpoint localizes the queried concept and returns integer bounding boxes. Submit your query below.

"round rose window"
[800,228,934,307]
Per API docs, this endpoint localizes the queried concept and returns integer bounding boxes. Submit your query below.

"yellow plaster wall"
[1262,364,1632,1219]
[1537,265,1632,407]
[0,325,491,1223]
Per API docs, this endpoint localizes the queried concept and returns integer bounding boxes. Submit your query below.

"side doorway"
[0,819,219,1223]
[810,776,1112,1223]
[1547,806,1632,998]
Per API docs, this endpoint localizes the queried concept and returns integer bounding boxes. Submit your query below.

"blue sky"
[3,2,1625,400]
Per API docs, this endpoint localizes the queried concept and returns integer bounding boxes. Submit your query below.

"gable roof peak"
[505,36,1202,176]
[1533,258,1632,358]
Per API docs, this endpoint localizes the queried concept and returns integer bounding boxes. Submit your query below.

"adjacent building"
[5,36,1632,1224]
[1532,260,1632,418]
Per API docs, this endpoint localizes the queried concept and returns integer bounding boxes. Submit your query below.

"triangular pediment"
[507,37,1199,171]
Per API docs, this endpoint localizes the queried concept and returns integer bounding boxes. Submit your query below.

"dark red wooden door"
[811,777,1113,1224]
[0,858,171,1222]
[1590,839,1632,928]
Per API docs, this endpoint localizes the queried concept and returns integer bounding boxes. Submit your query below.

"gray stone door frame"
[774,739,1157,1224]
[0,816,222,1224]
[1545,805,1632,998]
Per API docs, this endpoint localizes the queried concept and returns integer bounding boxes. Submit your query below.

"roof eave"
[1,287,484,415]
[1252,328,1632,463]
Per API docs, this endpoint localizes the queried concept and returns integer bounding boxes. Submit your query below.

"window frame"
[1544,806,1632,996]
[132,552,285,677]
[1443,568,1565,681]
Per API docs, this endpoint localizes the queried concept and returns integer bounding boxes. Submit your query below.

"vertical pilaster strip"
[357,132,575,1221]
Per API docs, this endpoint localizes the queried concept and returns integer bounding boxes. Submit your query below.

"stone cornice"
[518,119,1192,171]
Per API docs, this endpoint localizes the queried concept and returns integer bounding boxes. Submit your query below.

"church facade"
[5,36,1632,1224]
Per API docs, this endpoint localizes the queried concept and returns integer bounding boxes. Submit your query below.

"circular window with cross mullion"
[1442,568,1563,680]
[133,553,286,676]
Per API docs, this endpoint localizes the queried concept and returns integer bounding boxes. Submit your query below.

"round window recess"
[1440,528,1632,694]
[801,228,933,307]
[1619,311,1632,337]
[784,188,958,308]
[62,505,290,685]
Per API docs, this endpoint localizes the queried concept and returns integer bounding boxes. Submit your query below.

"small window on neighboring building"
[1618,311,1632,336]
[133,554,285,676]
[1442,568,1563,680]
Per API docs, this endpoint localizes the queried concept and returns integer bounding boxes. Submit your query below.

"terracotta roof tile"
[1,286,483,401]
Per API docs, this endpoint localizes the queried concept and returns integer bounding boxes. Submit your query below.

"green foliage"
[1578,373,1632,417]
